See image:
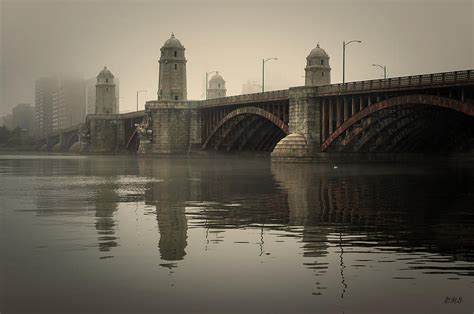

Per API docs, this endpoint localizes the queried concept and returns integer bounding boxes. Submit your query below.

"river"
[0,154,473,313]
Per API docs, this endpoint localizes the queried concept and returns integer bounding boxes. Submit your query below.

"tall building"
[305,43,331,86]
[95,66,117,114]
[12,104,34,132]
[157,33,187,101]
[0,114,13,130]
[86,76,119,115]
[207,72,226,99]
[241,81,262,94]
[35,76,59,138]
[51,77,86,131]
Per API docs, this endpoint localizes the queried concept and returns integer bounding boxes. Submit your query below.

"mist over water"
[1,155,473,313]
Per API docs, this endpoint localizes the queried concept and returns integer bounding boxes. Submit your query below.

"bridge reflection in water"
[2,155,472,312]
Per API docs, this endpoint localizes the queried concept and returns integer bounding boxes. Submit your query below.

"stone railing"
[317,69,474,95]
[200,89,289,108]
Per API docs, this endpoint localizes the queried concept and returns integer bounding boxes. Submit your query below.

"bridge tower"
[95,66,117,114]
[158,33,187,101]
[305,43,331,86]
[207,72,226,99]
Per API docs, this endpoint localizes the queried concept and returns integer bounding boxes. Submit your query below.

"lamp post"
[136,90,147,111]
[342,40,362,83]
[262,57,278,92]
[205,71,218,100]
[372,63,387,79]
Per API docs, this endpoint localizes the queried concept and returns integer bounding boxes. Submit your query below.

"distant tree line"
[0,126,35,150]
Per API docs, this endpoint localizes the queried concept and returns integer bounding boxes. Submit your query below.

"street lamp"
[342,40,362,83]
[262,57,278,92]
[205,71,218,100]
[372,63,387,79]
[136,90,147,111]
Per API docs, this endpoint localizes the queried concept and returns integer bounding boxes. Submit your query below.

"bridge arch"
[322,94,474,152]
[202,106,289,152]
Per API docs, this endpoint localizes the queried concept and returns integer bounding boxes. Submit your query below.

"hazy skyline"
[1,0,473,115]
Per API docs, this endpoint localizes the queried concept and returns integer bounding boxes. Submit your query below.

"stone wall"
[146,101,200,154]
[87,115,126,153]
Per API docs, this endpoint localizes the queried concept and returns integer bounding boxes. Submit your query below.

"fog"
[0,0,472,115]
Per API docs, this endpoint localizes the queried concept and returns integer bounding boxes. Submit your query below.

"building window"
[309,60,311,66]
[174,51,177,57]
[174,96,178,100]
[106,87,108,92]
[322,72,324,77]
[106,78,109,83]
[218,83,220,88]
[174,64,177,70]
[321,60,324,65]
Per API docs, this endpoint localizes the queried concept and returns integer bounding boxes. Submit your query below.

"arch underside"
[203,108,289,153]
[327,103,474,153]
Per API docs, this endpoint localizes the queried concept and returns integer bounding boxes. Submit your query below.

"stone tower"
[158,33,187,101]
[95,66,117,114]
[305,43,331,86]
[207,72,226,99]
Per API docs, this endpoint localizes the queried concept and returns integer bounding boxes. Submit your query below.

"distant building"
[241,81,262,94]
[95,66,117,114]
[35,76,59,138]
[86,76,119,115]
[12,104,34,132]
[51,77,86,131]
[207,72,226,99]
[0,114,13,130]
[305,43,331,86]
[158,33,187,101]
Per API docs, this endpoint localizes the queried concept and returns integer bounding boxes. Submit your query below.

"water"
[0,155,473,313]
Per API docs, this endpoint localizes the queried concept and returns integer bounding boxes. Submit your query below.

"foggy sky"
[1,0,473,115]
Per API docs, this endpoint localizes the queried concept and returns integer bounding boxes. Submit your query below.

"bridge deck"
[199,69,473,108]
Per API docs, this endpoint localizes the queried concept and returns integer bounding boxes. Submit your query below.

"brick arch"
[202,106,289,150]
[321,95,474,151]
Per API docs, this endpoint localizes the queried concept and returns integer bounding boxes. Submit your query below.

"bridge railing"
[318,69,473,95]
[200,89,289,107]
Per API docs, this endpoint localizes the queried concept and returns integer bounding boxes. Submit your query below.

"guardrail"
[318,69,474,95]
[200,89,289,107]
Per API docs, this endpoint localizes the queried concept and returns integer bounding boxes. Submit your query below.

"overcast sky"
[0,0,473,115]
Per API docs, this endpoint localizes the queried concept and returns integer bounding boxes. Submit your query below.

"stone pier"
[143,101,201,154]
[272,87,321,161]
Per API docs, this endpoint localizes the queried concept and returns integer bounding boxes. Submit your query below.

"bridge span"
[45,69,474,161]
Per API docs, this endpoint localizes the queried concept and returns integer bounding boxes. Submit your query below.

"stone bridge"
[141,69,474,160]
[44,69,474,160]
[39,111,146,153]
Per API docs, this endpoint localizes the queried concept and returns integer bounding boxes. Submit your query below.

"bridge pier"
[86,115,126,153]
[144,101,201,155]
[272,87,321,161]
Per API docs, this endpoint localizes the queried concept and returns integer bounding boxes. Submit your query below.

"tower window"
[106,78,109,83]
[309,60,311,66]
[174,64,177,70]
[174,51,177,57]
[321,60,324,65]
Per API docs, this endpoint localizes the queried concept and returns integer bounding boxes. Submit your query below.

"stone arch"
[202,106,289,150]
[321,95,474,151]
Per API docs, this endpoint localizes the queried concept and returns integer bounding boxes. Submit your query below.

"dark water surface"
[0,155,473,313]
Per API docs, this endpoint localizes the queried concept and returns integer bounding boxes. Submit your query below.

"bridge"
[38,110,145,153]
[142,69,474,160]
[44,69,473,161]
